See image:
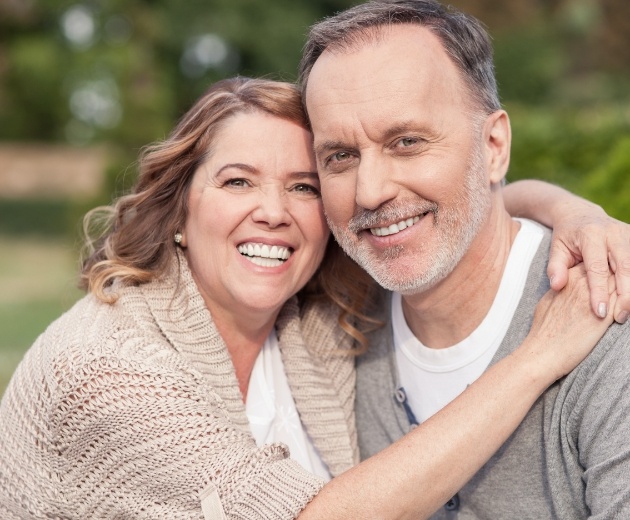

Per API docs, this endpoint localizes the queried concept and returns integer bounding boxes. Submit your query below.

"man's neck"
[401,210,521,349]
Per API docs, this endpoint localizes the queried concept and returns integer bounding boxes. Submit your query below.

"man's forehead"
[305,24,467,136]
[307,25,452,78]
[305,25,461,103]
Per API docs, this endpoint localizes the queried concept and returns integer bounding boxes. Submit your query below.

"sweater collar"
[141,251,355,475]
[140,251,249,429]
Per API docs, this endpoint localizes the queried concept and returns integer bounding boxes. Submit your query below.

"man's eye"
[398,137,418,147]
[331,151,351,162]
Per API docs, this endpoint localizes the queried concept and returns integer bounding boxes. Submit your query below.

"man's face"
[305,24,493,294]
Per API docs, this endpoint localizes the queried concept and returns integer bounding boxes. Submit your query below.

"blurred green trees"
[0,0,628,228]
[463,0,630,222]
[0,0,355,148]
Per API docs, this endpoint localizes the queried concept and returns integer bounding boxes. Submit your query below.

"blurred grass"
[0,236,83,397]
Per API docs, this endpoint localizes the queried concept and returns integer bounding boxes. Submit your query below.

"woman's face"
[182,111,330,321]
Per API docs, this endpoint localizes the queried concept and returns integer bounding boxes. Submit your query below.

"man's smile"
[369,215,422,237]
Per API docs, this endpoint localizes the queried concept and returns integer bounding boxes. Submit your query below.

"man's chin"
[361,252,456,294]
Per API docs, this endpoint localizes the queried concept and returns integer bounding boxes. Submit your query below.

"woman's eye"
[224,178,249,188]
[292,183,321,196]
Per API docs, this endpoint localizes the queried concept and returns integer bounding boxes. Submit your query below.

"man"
[299,1,630,518]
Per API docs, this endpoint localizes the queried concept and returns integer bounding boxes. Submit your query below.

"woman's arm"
[504,179,630,324]
[301,265,614,520]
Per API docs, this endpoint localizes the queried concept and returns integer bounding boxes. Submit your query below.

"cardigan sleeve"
[36,349,324,519]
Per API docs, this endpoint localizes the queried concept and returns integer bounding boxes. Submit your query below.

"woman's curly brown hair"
[81,76,379,351]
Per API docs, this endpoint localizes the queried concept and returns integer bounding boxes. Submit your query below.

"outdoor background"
[1,0,629,395]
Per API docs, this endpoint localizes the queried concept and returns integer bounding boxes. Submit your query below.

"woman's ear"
[482,110,512,185]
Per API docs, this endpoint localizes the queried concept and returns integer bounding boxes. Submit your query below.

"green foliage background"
[0,0,629,228]
[0,0,629,394]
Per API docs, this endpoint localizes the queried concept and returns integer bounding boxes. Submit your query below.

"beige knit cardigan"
[0,254,358,519]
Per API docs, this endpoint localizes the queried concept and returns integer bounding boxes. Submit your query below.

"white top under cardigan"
[247,330,332,480]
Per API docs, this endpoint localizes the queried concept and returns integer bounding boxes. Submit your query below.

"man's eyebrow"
[314,140,350,157]
[289,171,319,180]
[381,121,421,141]
[314,122,427,157]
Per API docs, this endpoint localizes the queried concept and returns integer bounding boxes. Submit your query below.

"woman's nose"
[251,185,291,228]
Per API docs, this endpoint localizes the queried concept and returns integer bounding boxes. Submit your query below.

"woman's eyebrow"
[214,165,318,181]
[215,163,257,176]
[213,163,259,177]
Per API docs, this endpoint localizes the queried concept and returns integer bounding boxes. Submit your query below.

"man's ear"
[482,110,511,185]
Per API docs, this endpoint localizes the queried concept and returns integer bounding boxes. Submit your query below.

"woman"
[0,77,619,519]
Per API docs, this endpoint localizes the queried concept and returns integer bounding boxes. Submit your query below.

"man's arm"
[504,179,630,323]
[301,266,615,520]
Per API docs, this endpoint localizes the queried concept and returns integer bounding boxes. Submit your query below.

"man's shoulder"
[567,319,630,386]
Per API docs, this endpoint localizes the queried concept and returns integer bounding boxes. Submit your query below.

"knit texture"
[0,252,357,519]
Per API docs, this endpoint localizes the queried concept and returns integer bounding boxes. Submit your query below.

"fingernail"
[549,275,555,287]
[597,303,607,319]
[618,311,629,324]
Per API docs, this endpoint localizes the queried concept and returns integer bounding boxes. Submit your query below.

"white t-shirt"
[394,219,544,424]
[246,330,332,481]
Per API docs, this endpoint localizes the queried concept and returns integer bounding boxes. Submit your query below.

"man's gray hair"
[298,0,501,115]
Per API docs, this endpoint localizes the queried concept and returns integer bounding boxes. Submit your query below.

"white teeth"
[370,215,421,237]
[247,257,284,268]
[238,242,292,264]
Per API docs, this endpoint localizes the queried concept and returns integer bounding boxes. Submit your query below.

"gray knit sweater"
[356,229,630,519]
[0,253,358,519]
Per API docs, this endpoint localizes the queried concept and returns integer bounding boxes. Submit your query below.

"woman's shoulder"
[36,285,155,352]
[10,284,186,402]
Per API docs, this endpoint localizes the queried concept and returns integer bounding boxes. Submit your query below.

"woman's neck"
[207,303,280,402]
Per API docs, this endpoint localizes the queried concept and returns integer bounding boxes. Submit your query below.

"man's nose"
[354,154,399,210]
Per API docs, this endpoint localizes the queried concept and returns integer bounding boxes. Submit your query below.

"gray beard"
[327,143,491,295]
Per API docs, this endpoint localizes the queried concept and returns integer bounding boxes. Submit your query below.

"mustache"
[348,200,438,234]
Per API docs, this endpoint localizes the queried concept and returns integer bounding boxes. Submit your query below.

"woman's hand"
[525,264,616,382]
[503,179,630,324]
[546,203,630,325]
[303,265,616,520]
